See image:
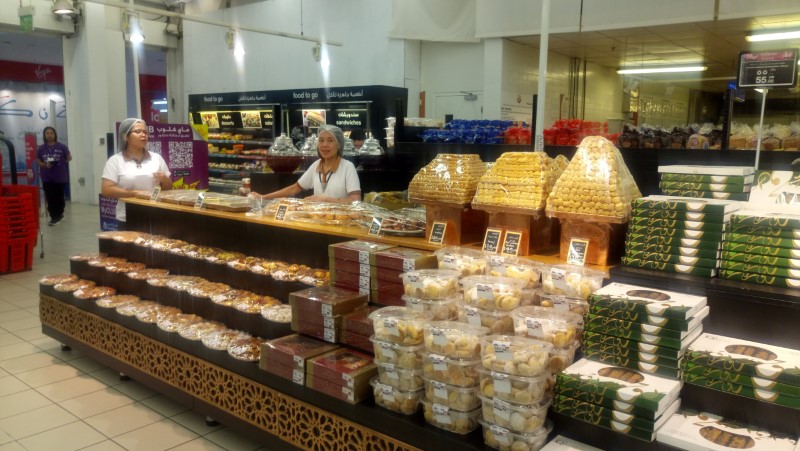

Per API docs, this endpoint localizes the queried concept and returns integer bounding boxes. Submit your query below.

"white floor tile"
[0,404,78,440]
[16,362,83,388]
[0,428,12,445]
[167,437,228,451]
[112,379,158,400]
[0,389,53,419]
[75,440,126,451]
[88,368,126,387]
[0,441,26,450]
[169,410,222,436]
[0,342,40,361]
[0,334,23,348]
[17,421,106,451]
[84,403,164,437]
[66,356,106,374]
[35,374,108,403]
[0,317,41,332]
[0,375,29,397]
[139,394,191,418]
[11,326,46,342]
[29,336,63,352]
[112,419,198,451]
[0,310,34,322]
[60,388,134,419]
[0,352,60,374]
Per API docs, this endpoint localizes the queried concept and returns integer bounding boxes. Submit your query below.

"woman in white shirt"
[252,124,361,203]
[101,118,172,226]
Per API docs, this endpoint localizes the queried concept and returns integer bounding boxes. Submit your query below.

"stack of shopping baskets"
[0,185,38,274]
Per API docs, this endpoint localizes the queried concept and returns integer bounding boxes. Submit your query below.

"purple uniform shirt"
[37,142,71,183]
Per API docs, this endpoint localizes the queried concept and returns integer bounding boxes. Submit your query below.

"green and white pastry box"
[626,241,720,260]
[623,250,718,269]
[589,283,708,321]
[633,195,743,214]
[580,348,681,379]
[732,210,800,229]
[621,257,718,278]
[656,410,798,451]
[556,358,683,413]
[540,435,603,451]
[657,165,755,177]
[728,224,800,239]
[681,362,800,397]
[726,233,800,249]
[659,181,751,194]
[719,269,800,288]
[582,329,702,361]
[722,242,800,259]
[584,312,707,341]
[682,373,800,409]
[554,385,667,421]
[720,251,800,269]
[631,208,731,223]
[628,219,726,234]
[626,233,721,250]
[583,316,702,350]
[684,333,800,386]
[720,260,800,278]
[660,189,750,202]
[588,304,709,332]
[659,173,754,185]
[582,340,682,368]
[552,395,680,438]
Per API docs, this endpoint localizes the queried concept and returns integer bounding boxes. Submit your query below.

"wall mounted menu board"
[192,109,275,132]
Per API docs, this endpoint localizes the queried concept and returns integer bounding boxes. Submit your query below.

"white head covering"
[118,118,145,153]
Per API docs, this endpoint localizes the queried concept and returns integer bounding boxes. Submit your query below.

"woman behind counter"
[101,118,172,227]
[36,126,72,225]
[251,124,361,203]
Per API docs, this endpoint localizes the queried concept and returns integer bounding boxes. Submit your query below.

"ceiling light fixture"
[123,11,144,44]
[52,0,76,15]
[311,42,330,68]
[225,28,245,58]
[746,30,800,42]
[617,66,707,75]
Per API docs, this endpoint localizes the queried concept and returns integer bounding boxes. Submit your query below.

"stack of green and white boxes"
[581,282,708,379]
[720,210,800,288]
[623,195,742,277]
[657,410,798,450]
[553,358,682,442]
[681,333,800,410]
[657,165,754,201]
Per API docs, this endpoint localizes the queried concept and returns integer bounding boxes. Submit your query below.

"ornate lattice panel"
[39,295,418,451]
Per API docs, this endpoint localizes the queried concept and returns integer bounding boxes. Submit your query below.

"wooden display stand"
[554,213,627,266]
[411,198,487,245]
[472,203,559,255]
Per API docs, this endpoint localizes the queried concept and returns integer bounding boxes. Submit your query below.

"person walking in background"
[36,126,72,225]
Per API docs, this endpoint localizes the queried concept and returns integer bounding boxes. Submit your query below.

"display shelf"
[208,168,247,175]
[208,140,272,147]
[208,153,270,160]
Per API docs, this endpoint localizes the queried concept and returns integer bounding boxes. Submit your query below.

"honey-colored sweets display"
[473,152,555,210]
[408,154,486,205]
[546,136,641,220]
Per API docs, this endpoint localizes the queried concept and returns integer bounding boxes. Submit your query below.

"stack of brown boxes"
[289,286,368,343]
[306,348,377,404]
[259,334,339,385]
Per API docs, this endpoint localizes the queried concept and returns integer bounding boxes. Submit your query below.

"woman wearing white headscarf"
[101,118,172,225]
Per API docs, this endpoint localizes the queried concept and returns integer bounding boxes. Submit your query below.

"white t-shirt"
[102,151,171,222]
[297,159,361,199]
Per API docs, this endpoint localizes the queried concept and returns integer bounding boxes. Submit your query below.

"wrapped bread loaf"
[546,136,641,220]
[473,152,553,210]
[686,134,709,149]
[408,154,486,205]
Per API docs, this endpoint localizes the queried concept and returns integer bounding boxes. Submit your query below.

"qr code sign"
[168,141,194,169]
[147,141,162,155]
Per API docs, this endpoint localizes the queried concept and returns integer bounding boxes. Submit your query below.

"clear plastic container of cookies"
[399,269,460,299]
[403,295,459,321]
[371,377,423,415]
[480,335,552,377]
[434,246,489,277]
[370,336,424,369]
[423,377,481,411]
[477,368,549,404]
[423,321,490,359]
[479,394,552,434]
[486,255,545,289]
[511,306,582,349]
[541,264,606,300]
[422,352,481,387]
[459,306,515,334]
[547,342,580,373]
[462,276,527,311]
[369,306,434,345]
[421,399,481,434]
[376,362,424,391]
[480,418,552,451]
[535,292,590,315]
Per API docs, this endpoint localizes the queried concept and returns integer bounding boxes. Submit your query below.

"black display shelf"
[550,412,684,451]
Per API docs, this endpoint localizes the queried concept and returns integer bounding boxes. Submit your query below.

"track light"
[123,11,144,44]
[746,30,800,42]
[52,0,76,15]
[617,66,707,75]
[225,28,245,58]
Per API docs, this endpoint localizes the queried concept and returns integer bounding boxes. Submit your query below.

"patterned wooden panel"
[39,295,419,451]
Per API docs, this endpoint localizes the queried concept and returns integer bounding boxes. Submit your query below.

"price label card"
[368,217,383,236]
[476,283,494,300]
[408,298,424,311]
[491,371,511,394]
[430,353,447,372]
[379,342,397,361]
[429,221,447,244]
[738,49,798,88]
[525,318,544,338]
[432,403,452,425]
[293,355,304,366]
[358,275,370,290]
[274,204,288,221]
[358,251,369,265]
[323,317,335,329]
[402,258,415,272]
[193,192,205,209]
[383,318,399,337]
[149,186,161,202]
[323,327,336,343]
[501,231,522,256]
[482,228,503,253]
[567,238,589,266]
[377,382,393,396]
[291,369,305,385]
[431,327,446,346]
[493,340,512,361]
[464,306,481,326]
[432,380,448,400]
[493,398,511,422]
[359,264,371,277]
[321,304,333,317]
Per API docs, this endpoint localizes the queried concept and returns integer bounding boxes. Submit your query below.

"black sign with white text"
[738,49,798,88]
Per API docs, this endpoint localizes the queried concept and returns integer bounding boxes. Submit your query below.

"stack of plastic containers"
[368,306,434,415]
[370,247,439,306]
[401,266,462,322]
[512,306,583,377]
[434,246,489,278]
[461,275,527,334]
[478,334,554,450]
[421,320,490,434]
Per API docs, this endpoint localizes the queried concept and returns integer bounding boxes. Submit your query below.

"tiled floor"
[0,202,267,451]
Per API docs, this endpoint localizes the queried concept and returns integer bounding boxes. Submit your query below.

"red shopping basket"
[0,238,34,274]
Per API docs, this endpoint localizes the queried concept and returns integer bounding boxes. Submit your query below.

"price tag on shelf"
[482,228,503,253]
[193,192,205,209]
[149,186,161,202]
[738,49,798,88]
[368,217,383,236]
[501,231,522,256]
[274,204,288,221]
[429,221,447,244]
[291,369,304,385]
[567,238,589,266]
